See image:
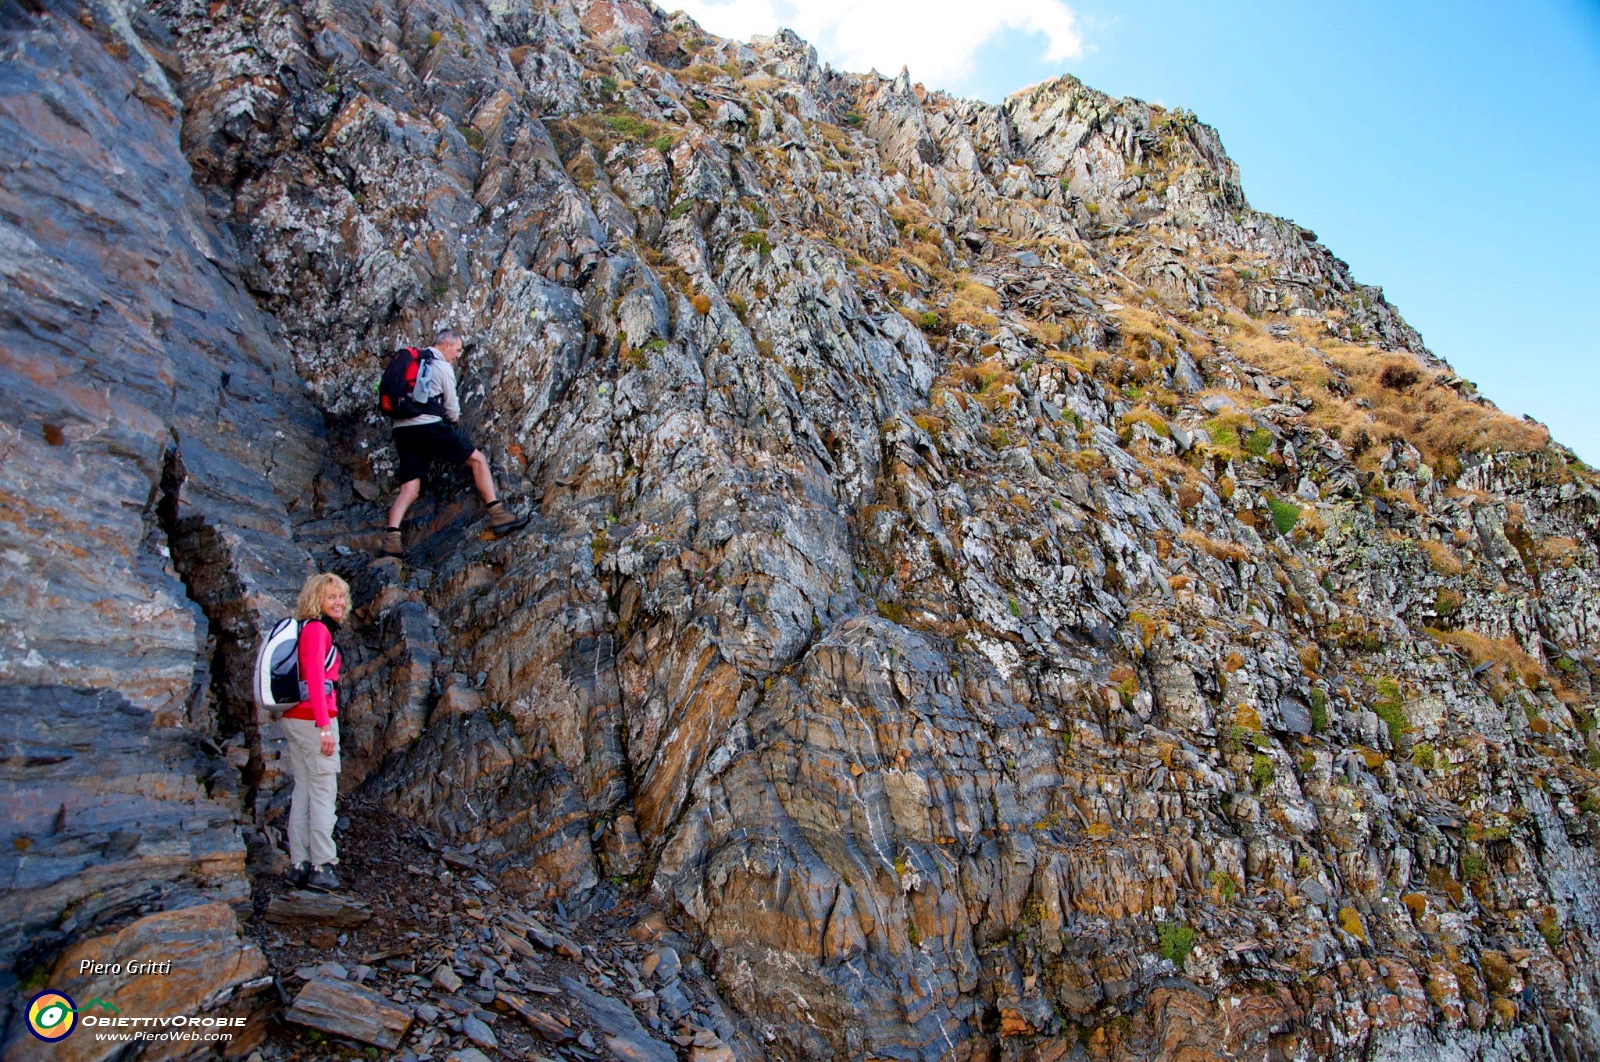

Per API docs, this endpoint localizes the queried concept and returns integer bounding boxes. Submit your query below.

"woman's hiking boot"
[305,864,342,892]
[287,862,311,888]
[487,501,530,537]
[380,528,405,557]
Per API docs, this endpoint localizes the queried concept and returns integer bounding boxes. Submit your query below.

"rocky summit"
[1,0,1597,1059]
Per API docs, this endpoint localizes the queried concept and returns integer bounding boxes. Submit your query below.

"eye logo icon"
[27,991,77,1042]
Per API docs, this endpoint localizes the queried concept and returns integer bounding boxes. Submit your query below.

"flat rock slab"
[265,890,373,927]
[499,990,576,1041]
[495,924,538,958]
[561,976,675,1062]
[284,976,413,1048]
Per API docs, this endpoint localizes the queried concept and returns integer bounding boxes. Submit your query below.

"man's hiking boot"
[487,501,530,538]
[380,528,405,557]
[287,861,311,888]
[305,864,341,892]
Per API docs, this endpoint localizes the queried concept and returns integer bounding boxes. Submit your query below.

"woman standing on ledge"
[282,572,348,892]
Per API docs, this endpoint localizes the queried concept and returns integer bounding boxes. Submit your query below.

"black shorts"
[393,422,476,484]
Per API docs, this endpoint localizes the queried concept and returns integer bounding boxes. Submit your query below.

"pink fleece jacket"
[282,619,340,727]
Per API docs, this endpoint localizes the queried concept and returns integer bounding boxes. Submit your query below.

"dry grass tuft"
[1419,539,1467,575]
[1424,627,1546,689]
[1181,528,1250,563]
[1538,537,1584,570]
[1210,314,1547,474]
[933,359,1017,411]
[947,277,1001,330]
[1071,449,1107,473]
[1293,506,1327,542]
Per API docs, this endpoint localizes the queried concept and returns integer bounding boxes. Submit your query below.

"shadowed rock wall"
[0,0,319,1043]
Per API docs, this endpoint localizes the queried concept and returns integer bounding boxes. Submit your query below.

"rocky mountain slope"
[3,0,1599,1059]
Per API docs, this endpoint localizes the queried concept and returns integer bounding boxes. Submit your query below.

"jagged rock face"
[3,0,1600,1059]
[0,0,323,726]
[0,4,317,1045]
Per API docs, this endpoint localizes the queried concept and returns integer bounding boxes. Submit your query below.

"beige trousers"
[283,717,340,867]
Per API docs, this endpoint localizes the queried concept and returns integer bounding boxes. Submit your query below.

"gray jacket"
[393,349,461,427]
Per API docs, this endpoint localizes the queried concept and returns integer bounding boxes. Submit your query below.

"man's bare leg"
[387,478,422,529]
[468,450,529,536]
[465,450,497,505]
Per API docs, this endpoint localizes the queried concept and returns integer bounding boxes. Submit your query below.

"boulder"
[282,977,413,1049]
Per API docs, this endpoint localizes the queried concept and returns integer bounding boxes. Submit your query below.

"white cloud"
[669,0,1083,90]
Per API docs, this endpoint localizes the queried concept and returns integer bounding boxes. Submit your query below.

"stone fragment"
[643,945,680,982]
[499,990,576,1041]
[526,924,583,957]
[656,981,692,1021]
[628,913,668,941]
[561,976,676,1062]
[266,891,373,927]
[1276,695,1313,736]
[690,1045,735,1062]
[497,925,538,958]
[432,963,464,992]
[462,1014,499,1049]
[441,844,476,870]
[296,961,349,981]
[284,977,413,1049]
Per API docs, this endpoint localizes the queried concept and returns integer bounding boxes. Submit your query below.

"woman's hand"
[319,728,337,757]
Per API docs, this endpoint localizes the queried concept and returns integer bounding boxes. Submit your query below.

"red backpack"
[377,347,442,419]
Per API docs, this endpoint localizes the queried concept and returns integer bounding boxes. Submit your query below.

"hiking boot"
[380,528,405,557]
[287,861,311,888]
[305,864,342,892]
[487,502,530,538]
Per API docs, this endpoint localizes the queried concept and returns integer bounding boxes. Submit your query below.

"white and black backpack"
[253,618,335,710]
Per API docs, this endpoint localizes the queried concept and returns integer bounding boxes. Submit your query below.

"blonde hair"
[295,573,350,621]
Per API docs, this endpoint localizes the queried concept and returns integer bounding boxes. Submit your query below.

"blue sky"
[678,0,1600,464]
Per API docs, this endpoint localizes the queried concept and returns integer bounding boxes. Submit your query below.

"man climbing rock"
[380,328,529,556]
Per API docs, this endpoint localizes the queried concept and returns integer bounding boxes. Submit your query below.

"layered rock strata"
[1,0,1598,1059]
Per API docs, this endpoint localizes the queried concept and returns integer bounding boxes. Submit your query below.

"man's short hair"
[434,328,461,347]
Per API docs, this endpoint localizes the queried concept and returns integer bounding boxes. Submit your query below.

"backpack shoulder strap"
[300,618,339,670]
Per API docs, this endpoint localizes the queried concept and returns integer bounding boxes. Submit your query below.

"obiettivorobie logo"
[26,991,120,1042]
